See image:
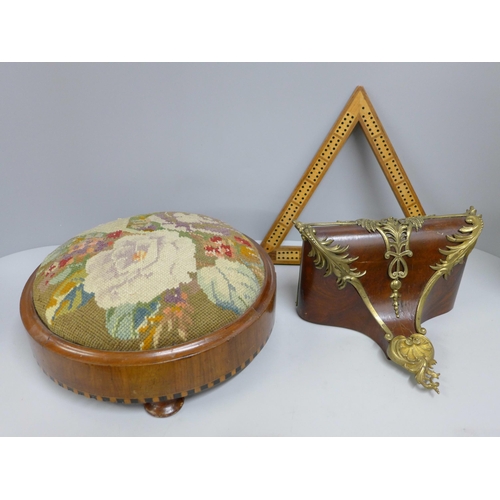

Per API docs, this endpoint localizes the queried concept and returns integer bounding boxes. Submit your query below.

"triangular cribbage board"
[262,86,426,265]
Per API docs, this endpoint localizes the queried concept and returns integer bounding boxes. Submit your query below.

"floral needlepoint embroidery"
[235,236,251,247]
[84,232,196,309]
[204,236,233,258]
[33,212,265,352]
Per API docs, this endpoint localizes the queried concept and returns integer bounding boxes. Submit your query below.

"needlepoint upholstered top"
[21,212,276,417]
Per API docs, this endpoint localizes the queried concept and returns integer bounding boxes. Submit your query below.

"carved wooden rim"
[20,238,276,367]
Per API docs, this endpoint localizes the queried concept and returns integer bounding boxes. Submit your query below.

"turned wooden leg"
[144,398,185,418]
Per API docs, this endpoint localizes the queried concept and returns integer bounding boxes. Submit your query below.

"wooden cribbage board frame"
[262,86,426,265]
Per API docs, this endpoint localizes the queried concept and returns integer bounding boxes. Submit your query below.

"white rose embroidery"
[143,215,178,232]
[84,232,196,309]
[173,213,218,224]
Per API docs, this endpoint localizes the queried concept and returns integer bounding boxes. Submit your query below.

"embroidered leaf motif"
[197,259,261,315]
[49,265,79,285]
[55,284,93,318]
[105,304,136,340]
[127,214,165,232]
[45,268,92,325]
[105,300,161,341]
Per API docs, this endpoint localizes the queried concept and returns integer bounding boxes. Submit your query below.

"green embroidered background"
[33,212,265,351]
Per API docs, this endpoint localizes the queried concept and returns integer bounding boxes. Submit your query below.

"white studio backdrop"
[1,63,499,258]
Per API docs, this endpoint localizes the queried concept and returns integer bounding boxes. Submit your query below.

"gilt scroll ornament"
[357,216,424,317]
[295,208,483,393]
[415,207,483,335]
[387,334,440,393]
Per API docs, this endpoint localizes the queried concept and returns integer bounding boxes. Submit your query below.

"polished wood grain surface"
[296,217,467,352]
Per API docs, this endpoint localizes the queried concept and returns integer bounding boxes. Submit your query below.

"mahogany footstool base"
[19,213,276,417]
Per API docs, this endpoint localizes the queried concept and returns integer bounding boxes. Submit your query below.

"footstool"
[20,212,276,417]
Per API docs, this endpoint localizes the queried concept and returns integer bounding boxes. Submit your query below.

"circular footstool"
[20,212,276,417]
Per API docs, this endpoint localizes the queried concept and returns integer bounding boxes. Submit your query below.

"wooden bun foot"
[144,398,185,418]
